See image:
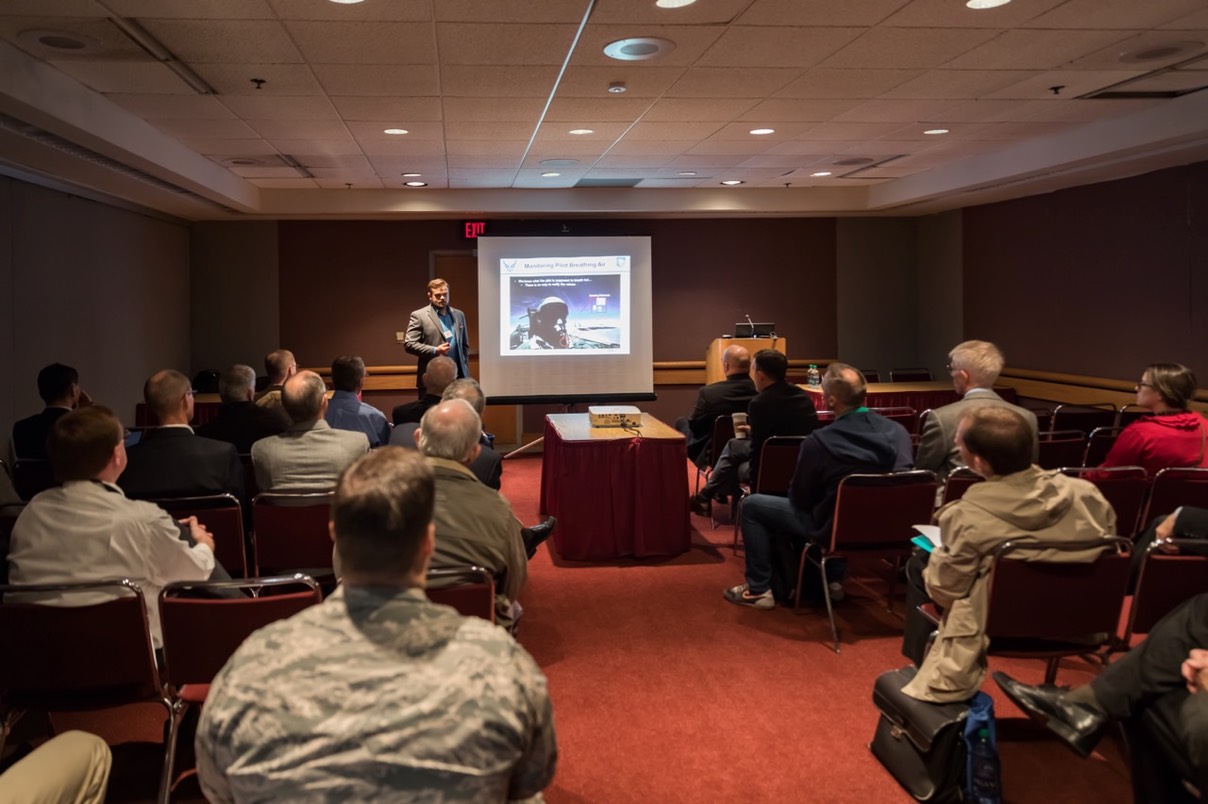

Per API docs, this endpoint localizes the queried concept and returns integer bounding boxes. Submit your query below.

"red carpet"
[55,454,1132,802]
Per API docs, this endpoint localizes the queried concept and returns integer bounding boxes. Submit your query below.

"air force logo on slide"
[503,259,516,272]
[616,256,628,268]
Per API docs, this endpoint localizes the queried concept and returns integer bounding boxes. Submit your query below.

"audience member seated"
[725,363,912,609]
[0,731,111,803]
[251,370,369,492]
[391,378,502,489]
[195,447,557,802]
[995,593,1208,802]
[915,340,1038,480]
[324,355,391,447]
[417,399,547,629]
[11,363,91,460]
[119,369,245,503]
[393,356,456,426]
[1131,505,1208,583]
[900,406,1116,703]
[1099,363,1208,476]
[7,406,221,647]
[196,363,288,453]
[254,348,297,413]
[690,349,817,515]
[675,345,757,466]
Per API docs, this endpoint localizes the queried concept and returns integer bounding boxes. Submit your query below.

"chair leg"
[731,496,743,549]
[820,556,840,653]
[159,700,184,804]
[1044,657,1059,685]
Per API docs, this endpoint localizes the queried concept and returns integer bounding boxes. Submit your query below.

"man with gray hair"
[393,355,457,426]
[391,378,501,488]
[417,399,530,629]
[916,340,1039,480]
[198,364,288,454]
[251,370,368,492]
[196,447,557,801]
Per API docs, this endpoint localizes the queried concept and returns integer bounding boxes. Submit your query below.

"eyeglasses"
[1135,382,1154,391]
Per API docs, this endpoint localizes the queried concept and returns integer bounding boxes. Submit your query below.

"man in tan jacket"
[901,406,1116,704]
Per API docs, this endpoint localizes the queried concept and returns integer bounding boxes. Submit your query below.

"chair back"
[251,492,334,576]
[870,406,918,434]
[754,436,806,495]
[1050,403,1118,436]
[0,580,162,704]
[12,459,57,501]
[889,368,932,383]
[941,467,983,506]
[860,369,880,383]
[814,410,836,428]
[1143,468,1208,529]
[426,566,495,622]
[705,414,736,467]
[1124,540,1208,643]
[983,538,1131,641]
[150,494,247,577]
[1037,430,1088,470]
[828,471,939,553]
[1058,466,1149,540]
[159,575,321,688]
[1117,404,1147,428]
[1030,407,1053,434]
[1083,426,1125,466]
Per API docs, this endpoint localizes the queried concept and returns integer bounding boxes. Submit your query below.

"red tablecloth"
[540,413,690,561]
[798,382,1017,413]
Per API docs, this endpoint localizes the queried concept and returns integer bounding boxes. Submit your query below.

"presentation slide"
[477,236,653,402]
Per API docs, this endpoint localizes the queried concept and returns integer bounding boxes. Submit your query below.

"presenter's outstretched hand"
[436,343,451,355]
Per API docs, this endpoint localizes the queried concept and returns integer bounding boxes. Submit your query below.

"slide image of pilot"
[507,274,622,351]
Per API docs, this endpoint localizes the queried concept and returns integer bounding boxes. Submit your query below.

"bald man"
[676,344,757,465]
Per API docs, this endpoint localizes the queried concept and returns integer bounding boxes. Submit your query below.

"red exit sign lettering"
[463,221,486,238]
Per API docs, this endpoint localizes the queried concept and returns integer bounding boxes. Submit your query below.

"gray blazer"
[251,420,369,493]
[915,389,1039,478]
[403,304,471,393]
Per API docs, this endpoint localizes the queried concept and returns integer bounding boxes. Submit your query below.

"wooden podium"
[705,337,787,383]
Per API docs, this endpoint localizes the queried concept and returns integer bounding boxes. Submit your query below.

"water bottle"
[806,364,821,388]
[969,727,1001,804]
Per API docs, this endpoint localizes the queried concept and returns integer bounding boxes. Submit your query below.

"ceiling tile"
[446,140,527,157]
[641,97,758,122]
[51,60,191,94]
[622,121,721,140]
[958,120,1075,140]
[435,0,588,24]
[0,1,109,17]
[285,21,437,65]
[708,122,813,139]
[0,16,144,60]
[794,121,906,140]
[544,97,654,123]
[882,0,1066,28]
[140,19,302,63]
[775,68,922,99]
[440,65,561,97]
[557,66,685,98]
[314,177,384,188]
[195,64,324,95]
[442,97,547,122]
[149,117,257,138]
[947,29,1130,70]
[833,98,959,123]
[437,22,579,65]
[266,137,362,156]
[106,0,275,19]
[221,95,340,121]
[246,119,349,139]
[188,139,275,156]
[737,97,862,122]
[983,70,1147,100]
[605,140,698,156]
[928,98,1055,123]
[248,177,317,188]
[590,0,751,26]
[1027,0,1207,30]
[696,26,864,69]
[267,0,432,22]
[592,154,677,168]
[312,64,440,96]
[736,0,909,27]
[108,93,236,119]
[573,25,727,68]
[668,68,801,98]
[330,96,443,122]
[1066,31,1208,70]
[822,27,999,70]
[444,121,535,140]
[880,69,1038,100]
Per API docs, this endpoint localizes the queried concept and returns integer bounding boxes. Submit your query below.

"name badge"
[442,328,453,340]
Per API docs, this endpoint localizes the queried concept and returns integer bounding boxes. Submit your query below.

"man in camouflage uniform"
[195,447,557,802]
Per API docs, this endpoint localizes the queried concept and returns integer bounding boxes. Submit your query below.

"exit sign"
[463,221,486,238]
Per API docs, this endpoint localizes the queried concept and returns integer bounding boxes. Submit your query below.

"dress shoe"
[523,517,556,558]
[689,493,712,517]
[992,671,1108,758]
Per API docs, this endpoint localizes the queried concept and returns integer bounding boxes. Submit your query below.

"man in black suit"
[690,349,817,515]
[676,345,757,466]
[119,369,244,503]
[392,356,456,426]
[11,363,91,460]
[197,364,288,454]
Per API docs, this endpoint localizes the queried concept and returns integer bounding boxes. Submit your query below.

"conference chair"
[1117,404,1148,428]
[1084,426,1125,467]
[1037,430,1088,470]
[11,459,56,502]
[426,566,496,623]
[860,369,880,383]
[1029,407,1053,435]
[158,574,322,795]
[694,415,735,498]
[148,493,247,578]
[250,492,334,578]
[796,470,938,653]
[239,455,259,501]
[889,368,932,383]
[0,579,175,804]
[815,410,836,428]
[918,537,1131,684]
[1141,467,1208,531]
[1050,403,1118,435]
[940,466,983,506]
[1059,466,1149,541]
[731,435,807,549]
[870,406,918,434]
[1116,539,1208,652]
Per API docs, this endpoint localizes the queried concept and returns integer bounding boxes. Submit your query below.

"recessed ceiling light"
[401,172,422,177]
[404,181,427,187]
[678,171,697,176]
[540,159,580,167]
[1118,41,1205,64]
[568,129,594,135]
[966,0,1011,8]
[656,0,698,7]
[749,128,775,136]
[924,128,950,135]
[603,37,676,62]
[329,0,366,4]
[541,172,561,177]
[608,82,627,94]
[383,128,409,135]
[720,180,743,186]
[17,29,105,54]
[811,171,832,177]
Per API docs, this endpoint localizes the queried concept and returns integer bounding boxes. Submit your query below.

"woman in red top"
[1100,363,1207,476]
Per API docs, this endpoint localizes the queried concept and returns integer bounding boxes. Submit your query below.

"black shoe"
[992,671,1108,758]
[524,517,556,558]
[689,493,712,517]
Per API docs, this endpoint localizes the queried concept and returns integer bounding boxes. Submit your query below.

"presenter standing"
[404,278,471,397]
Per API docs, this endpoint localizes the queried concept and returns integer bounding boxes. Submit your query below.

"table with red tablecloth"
[540,413,690,561]
[798,381,1017,413]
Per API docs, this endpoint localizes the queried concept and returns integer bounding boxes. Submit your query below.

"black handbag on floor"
[870,666,969,802]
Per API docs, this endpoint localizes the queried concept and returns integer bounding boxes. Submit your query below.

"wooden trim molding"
[998,367,1208,412]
